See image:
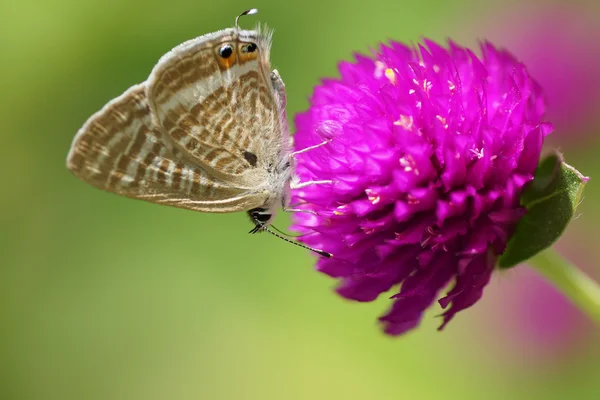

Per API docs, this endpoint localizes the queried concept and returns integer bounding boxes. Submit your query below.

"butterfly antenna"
[253,224,332,258]
[235,8,258,30]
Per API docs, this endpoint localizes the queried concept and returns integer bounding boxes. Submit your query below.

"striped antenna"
[236,8,259,30]
[249,223,333,258]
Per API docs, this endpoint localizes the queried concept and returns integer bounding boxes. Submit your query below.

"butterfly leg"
[283,206,319,215]
[286,200,311,208]
[290,139,331,157]
[290,179,333,189]
[284,180,332,213]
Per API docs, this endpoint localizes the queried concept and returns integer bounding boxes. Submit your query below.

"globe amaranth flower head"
[291,39,553,335]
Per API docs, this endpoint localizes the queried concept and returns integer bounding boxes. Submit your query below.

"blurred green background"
[2,0,600,399]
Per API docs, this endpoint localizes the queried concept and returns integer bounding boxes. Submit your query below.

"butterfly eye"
[241,43,257,53]
[250,209,271,224]
[219,44,233,58]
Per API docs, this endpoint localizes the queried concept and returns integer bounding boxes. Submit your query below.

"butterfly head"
[248,208,273,233]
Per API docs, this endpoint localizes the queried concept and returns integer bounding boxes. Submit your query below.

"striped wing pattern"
[146,29,282,178]
[66,84,265,212]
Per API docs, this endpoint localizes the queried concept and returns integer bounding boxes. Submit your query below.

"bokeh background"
[2,0,600,399]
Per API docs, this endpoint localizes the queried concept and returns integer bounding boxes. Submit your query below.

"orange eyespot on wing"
[238,41,259,64]
[215,43,237,70]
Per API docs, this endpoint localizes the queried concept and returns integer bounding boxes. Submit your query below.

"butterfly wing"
[145,27,288,187]
[66,83,269,212]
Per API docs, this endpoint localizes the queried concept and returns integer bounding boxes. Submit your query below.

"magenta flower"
[291,39,553,335]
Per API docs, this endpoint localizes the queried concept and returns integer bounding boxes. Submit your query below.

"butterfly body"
[67,23,292,227]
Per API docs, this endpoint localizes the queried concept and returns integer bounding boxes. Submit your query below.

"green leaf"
[498,152,589,269]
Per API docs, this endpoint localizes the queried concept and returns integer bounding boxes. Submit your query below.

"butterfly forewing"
[66,84,267,212]
[146,28,286,184]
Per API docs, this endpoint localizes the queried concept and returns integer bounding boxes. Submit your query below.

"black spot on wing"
[243,151,258,167]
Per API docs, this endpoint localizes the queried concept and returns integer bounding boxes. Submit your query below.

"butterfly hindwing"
[66,83,268,212]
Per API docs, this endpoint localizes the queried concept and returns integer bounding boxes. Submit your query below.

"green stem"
[528,248,600,324]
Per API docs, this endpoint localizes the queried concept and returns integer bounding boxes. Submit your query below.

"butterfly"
[66,9,332,257]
